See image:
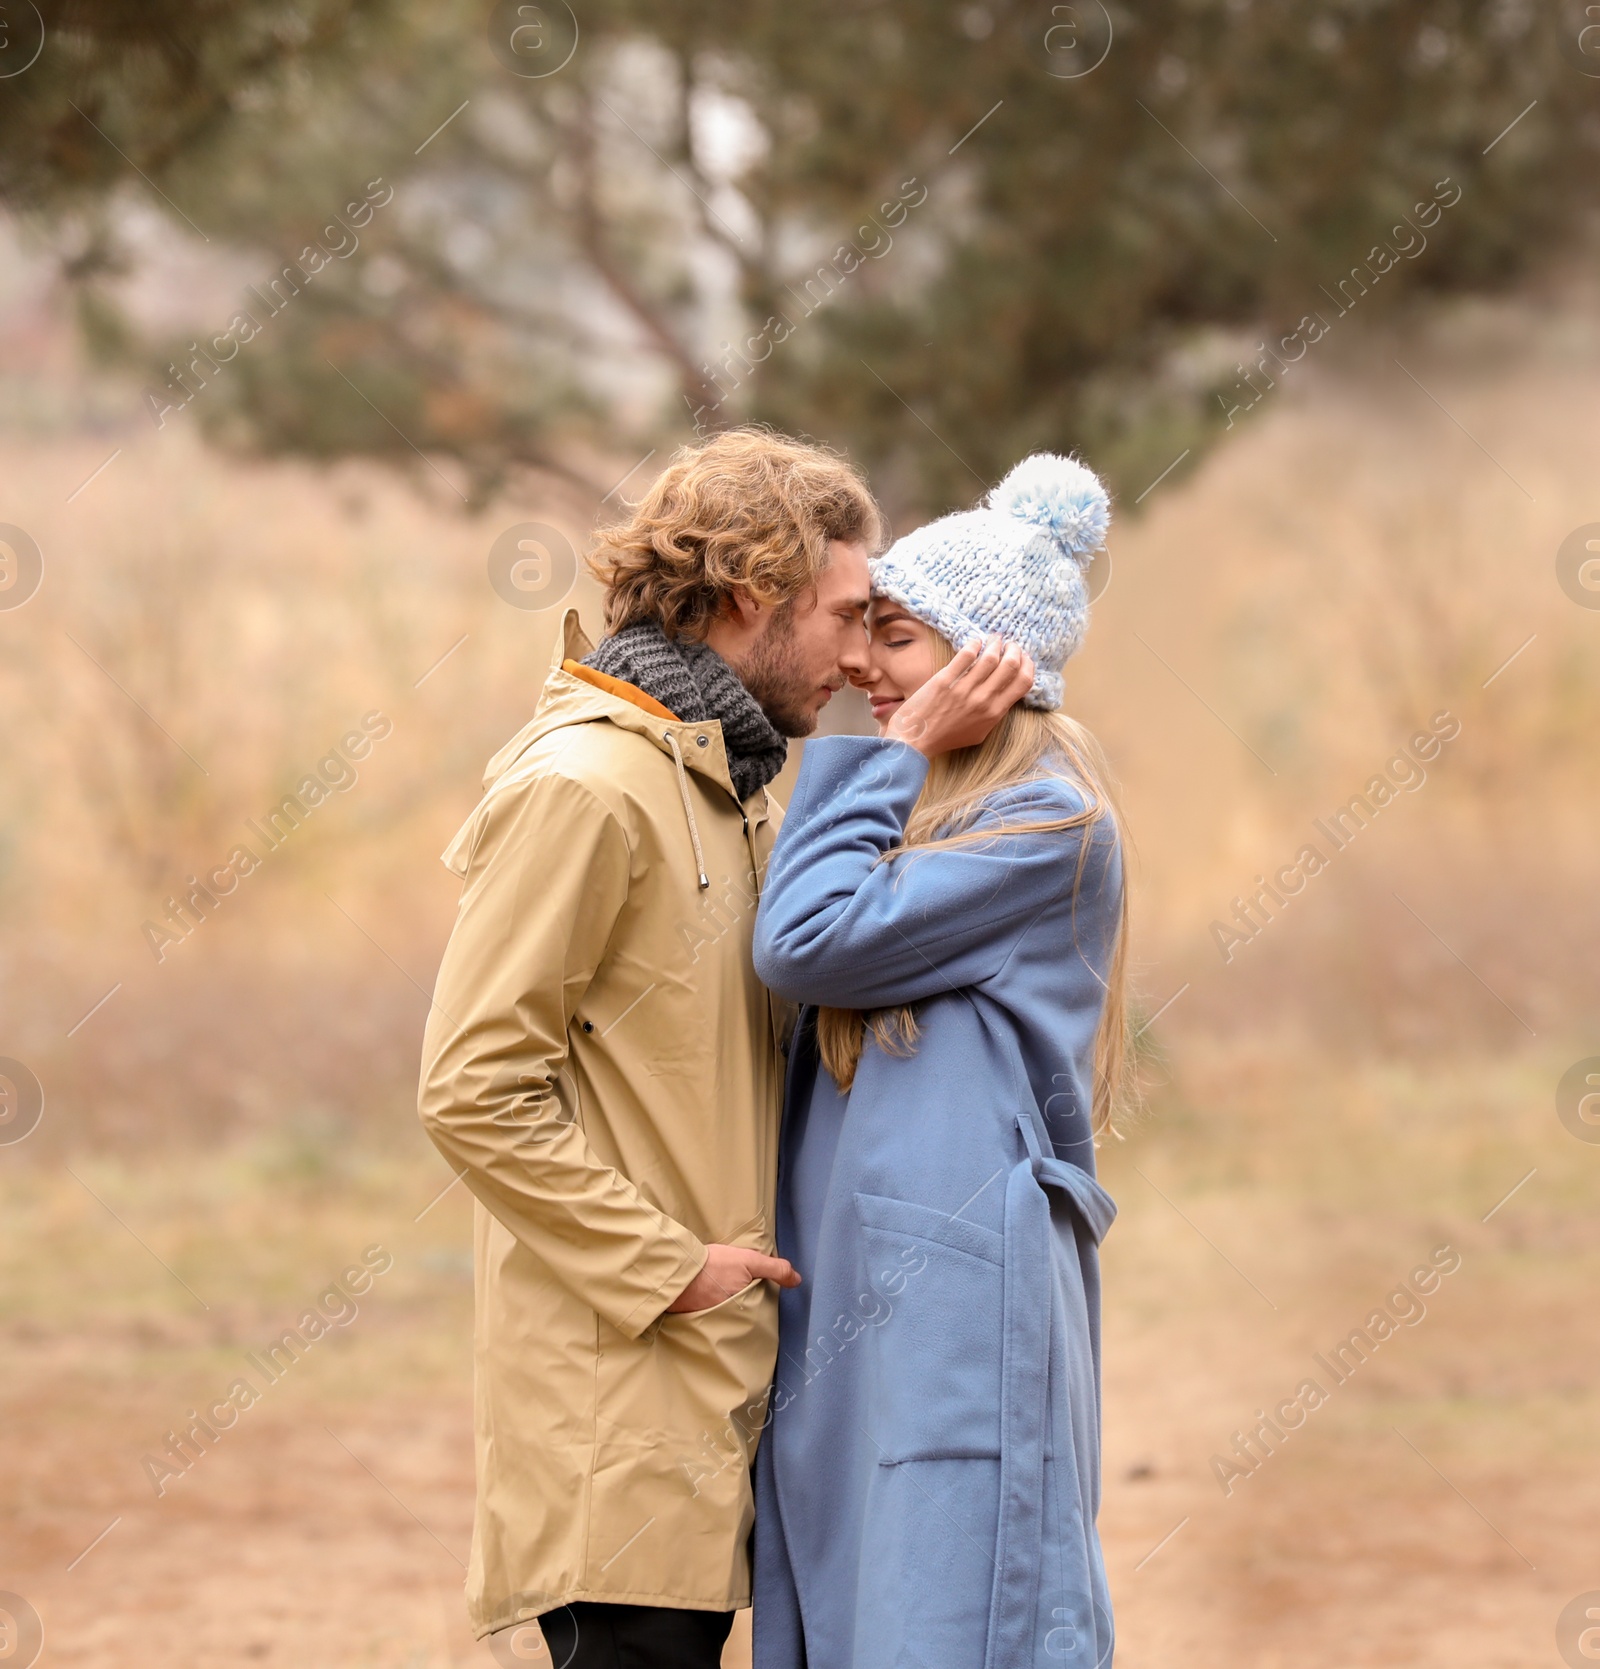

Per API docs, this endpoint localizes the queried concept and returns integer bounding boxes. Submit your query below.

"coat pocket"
[600,1277,777,1452]
[665,1275,762,1321]
[853,1189,1006,1464]
[587,1277,779,1595]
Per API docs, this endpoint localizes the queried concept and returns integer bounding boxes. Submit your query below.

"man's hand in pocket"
[667,1243,801,1312]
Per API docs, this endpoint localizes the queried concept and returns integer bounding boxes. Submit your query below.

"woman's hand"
[883,634,1036,758]
[666,1242,801,1313]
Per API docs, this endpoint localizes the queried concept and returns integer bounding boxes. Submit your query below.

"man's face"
[735,539,872,737]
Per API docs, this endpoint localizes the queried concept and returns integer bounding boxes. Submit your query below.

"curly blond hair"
[588,428,884,639]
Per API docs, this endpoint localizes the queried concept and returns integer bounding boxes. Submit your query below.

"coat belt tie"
[984,1111,1117,1669]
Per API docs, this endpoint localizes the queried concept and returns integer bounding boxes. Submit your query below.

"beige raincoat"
[418,610,788,1637]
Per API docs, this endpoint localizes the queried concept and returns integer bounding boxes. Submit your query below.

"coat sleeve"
[753,735,1104,1010]
[418,767,707,1339]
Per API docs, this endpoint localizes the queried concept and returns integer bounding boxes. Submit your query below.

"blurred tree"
[0,1,397,212]
[3,0,1597,509]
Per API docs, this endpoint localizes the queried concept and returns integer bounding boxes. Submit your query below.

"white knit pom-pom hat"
[869,452,1111,710]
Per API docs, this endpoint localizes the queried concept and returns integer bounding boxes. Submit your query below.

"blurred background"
[2,2,1598,1664]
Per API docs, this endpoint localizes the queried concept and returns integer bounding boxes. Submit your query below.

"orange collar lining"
[562,659,678,722]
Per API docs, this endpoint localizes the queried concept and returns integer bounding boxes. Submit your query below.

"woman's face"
[852,602,942,731]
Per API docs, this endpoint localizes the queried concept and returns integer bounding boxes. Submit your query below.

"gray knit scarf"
[582,620,788,803]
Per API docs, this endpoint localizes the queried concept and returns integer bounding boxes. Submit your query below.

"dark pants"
[535,1602,734,1669]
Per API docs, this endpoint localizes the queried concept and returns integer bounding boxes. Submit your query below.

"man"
[418,428,880,1668]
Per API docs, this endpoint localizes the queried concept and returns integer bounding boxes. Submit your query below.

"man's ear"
[724,588,767,630]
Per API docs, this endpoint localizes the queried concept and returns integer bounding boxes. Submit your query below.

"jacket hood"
[441,608,765,878]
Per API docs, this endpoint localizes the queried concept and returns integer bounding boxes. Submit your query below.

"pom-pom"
[985,452,1110,566]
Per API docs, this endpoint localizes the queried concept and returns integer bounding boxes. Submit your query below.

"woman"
[751,454,1129,1669]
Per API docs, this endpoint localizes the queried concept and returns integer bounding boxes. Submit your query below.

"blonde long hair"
[814,636,1131,1139]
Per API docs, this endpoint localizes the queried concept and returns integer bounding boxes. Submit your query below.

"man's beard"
[733,604,825,738]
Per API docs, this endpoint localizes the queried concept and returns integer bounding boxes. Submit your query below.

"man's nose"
[838,629,871,675]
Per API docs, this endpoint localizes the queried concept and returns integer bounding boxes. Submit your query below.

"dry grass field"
[3,273,1598,1664]
[5,1040,1596,1668]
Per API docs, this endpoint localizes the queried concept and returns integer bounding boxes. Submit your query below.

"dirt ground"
[5,1036,1594,1668]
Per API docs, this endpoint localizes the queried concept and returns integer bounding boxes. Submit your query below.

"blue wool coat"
[750,736,1121,1669]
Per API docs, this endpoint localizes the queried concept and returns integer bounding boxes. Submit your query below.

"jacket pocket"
[598,1278,777,1449]
[587,1276,779,1594]
[664,1275,761,1321]
[853,1190,1005,1463]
